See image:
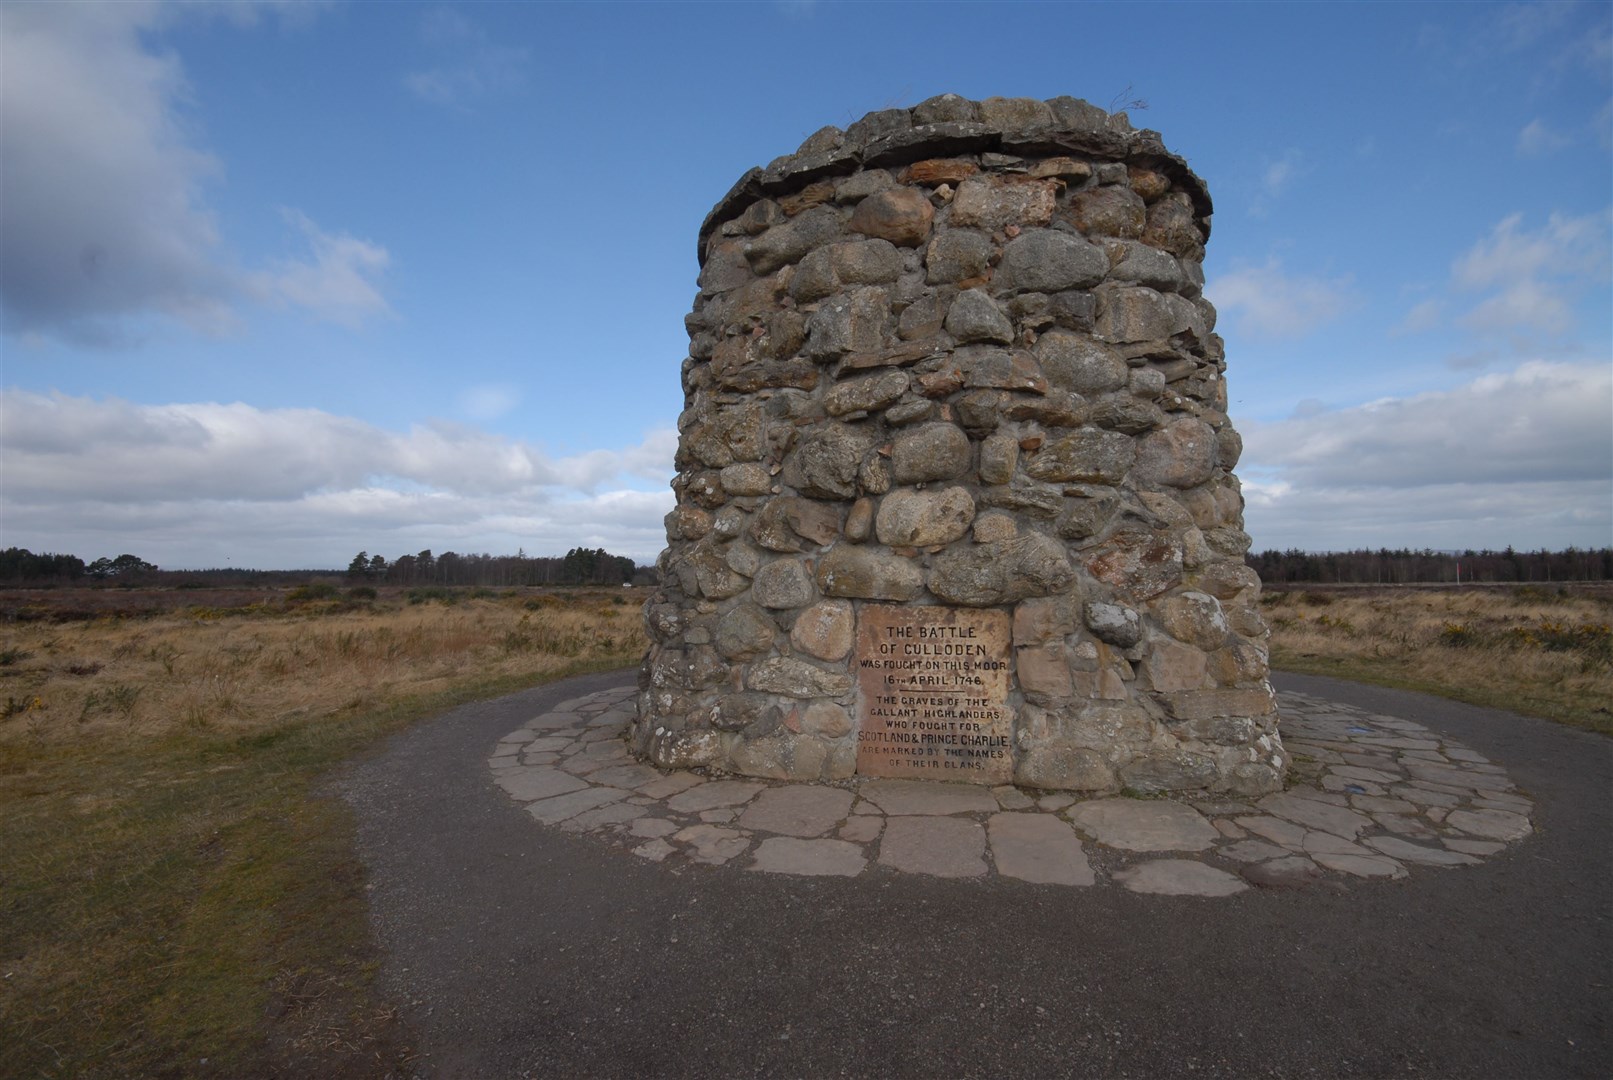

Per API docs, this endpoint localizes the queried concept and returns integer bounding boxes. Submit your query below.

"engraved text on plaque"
[854,605,1014,783]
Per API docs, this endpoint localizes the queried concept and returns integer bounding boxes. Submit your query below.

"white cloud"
[248,210,392,327]
[404,7,529,106]
[1209,259,1358,340]
[0,3,389,345]
[1239,361,1613,550]
[0,391,677,567]
[1452,210,1612,337]
[1516,118,1571,156]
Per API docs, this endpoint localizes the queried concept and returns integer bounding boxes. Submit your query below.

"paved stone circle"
[489,687,1534,896]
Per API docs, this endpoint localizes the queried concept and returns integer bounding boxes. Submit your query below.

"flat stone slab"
[879,817,987,878]
[1236,816,1307,850]
[491,686,1534,893]
[666,781,766,814]
[860,779,998,816]
[582,763,665,791]
[738,786,856,838]
[986,813,1093,885]
[673,824,750,865]
[636,773,704,800]
[750,837,867,877]
[497,767,589,803]
[1113,859,1248,896]
[561,802,646,832]
[526,786,629,825]
[1446,808,1533,841]
[631,838,675,862]
[1219,839,1289,863]
[1366,836,1481,866]
[1067,799,1219,852]
[839,816,883,843]
[1257,792,1371,840]
[1311,852,1407,879]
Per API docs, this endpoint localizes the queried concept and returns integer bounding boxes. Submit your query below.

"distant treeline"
[0,548,158,583]
[0,545,657,588]
[1248,547,1613,585]
[344,546,654,587]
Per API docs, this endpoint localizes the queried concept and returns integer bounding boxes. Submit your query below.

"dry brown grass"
[0,591,644,744]
[1265,584,1613,735]
[0,587,646,1079]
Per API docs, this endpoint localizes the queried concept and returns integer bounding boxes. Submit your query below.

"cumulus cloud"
[1452,210,1612,337]
[404,7,529,106]
[1239,361,1612,550]
[0,3,388,345]
[0,391,677,567]
[1209,259,1358,340]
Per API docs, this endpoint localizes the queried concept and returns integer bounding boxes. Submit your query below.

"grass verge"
[1,591,643,1078]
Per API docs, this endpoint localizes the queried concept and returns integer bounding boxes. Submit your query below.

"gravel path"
[337,669,1611,1079]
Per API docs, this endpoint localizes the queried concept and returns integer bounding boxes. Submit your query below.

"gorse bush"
[1508,619,1612,657]
[1438,622,1480,648]
[286,582,339,603]
[406,586,456,605]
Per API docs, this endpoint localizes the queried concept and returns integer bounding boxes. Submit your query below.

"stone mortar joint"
[638,93,1284,800]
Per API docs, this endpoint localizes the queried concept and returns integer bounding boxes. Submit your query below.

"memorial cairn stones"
[632,94,1286,798]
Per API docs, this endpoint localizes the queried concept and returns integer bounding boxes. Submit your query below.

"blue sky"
[2,0,1609,569]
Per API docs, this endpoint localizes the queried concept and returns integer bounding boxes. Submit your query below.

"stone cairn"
[633,94,1287,798]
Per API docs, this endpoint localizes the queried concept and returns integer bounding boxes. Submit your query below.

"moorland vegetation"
[1264,583,1612,735]
[0,584,647,1078]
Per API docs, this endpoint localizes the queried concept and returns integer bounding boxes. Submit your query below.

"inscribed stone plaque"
[855,605,1014,783]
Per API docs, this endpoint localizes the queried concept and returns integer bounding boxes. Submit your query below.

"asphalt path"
[337,669,1611,1079]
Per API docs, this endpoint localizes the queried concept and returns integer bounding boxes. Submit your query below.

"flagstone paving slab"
[1067,798,1219,852]
[1446,807,1533,841]
[1114,859,1248,896]
[486,684,1535,894]
[738,786,856,838]
[1367,835,1481,866]
[879,816,988,878]
[986,813,1094,886]
[497,767,589,803]
[525,786,629,825]
[750,837,867,877]
[665,780,766,814]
